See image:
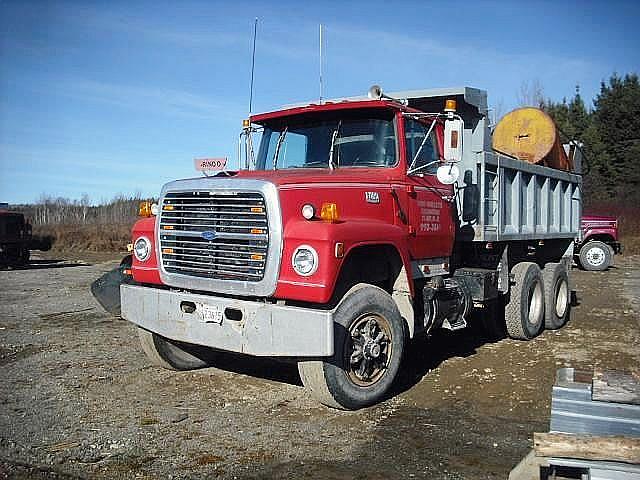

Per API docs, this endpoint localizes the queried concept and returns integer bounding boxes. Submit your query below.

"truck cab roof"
[250,86,488,124]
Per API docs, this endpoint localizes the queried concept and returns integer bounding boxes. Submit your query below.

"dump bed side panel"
[457,152,581,242]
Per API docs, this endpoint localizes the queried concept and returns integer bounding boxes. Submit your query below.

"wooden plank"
[593,370,640,406]
[534,433,640,464]
[508,449,548,480]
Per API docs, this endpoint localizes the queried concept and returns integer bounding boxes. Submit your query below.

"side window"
[405,118,440,174]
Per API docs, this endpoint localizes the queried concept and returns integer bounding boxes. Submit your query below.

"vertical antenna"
[319,24,323,104]
[249,17,258,115]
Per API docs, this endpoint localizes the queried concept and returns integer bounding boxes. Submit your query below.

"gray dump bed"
[388,87,582,243]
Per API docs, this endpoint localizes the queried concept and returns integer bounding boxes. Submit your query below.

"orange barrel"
[492,107,572,171]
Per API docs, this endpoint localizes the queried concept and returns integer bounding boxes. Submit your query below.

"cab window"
[404,118,440,174]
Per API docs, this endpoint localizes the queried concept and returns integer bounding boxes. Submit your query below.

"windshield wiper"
[272,127,288,170]
[328,121,342,170]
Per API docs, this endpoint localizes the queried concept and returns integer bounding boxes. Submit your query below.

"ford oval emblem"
[201,230,216,241]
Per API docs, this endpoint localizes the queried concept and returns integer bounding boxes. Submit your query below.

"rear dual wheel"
[542,263,570,330]
[505,262,545,340]
[505,261,571,339]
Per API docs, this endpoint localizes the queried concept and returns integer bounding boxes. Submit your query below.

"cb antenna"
[319,24,323,104]
[249,17,258,115]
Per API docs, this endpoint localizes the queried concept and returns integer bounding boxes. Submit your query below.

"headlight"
[301,204,315,220]
[292,245,318,276]
[133,236,152,262]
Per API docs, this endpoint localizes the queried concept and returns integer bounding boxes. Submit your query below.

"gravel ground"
[0,253,638,479]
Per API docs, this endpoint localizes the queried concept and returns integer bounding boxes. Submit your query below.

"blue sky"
[1,0,638,204]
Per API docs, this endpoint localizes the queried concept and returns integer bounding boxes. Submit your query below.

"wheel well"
[582,234,614,246]
[333,244,404,300]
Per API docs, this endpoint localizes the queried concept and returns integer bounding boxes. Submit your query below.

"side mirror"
[436,164,460,184]
[444,118,463,162]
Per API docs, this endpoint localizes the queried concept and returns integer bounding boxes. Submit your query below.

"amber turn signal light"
[320,203,339,223]
[138,201,153,217]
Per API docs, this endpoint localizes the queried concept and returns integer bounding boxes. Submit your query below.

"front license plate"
[199,304,223,325]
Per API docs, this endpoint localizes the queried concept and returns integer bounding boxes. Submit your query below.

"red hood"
[193,167,406,187]
[582,214,617,222]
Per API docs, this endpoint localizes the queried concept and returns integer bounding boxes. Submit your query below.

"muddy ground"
[1,254,638,479]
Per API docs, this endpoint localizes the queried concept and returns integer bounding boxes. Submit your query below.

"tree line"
[14,194,153,226]
[529,73,640,206]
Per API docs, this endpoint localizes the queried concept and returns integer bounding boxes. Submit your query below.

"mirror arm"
[407,119,438,174]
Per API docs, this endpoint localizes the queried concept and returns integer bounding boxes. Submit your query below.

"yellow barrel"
[492,107,572,170]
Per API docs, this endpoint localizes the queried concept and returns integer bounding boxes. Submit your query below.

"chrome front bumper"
[120,284,334,357]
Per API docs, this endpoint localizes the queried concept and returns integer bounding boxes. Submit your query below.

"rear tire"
[138,328,213,371]
[298,284,406,410]
[505,262,545,340]
[542,263,570,329]
[578,241,612,271]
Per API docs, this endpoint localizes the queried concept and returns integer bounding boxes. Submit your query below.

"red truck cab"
[576,214,622,271]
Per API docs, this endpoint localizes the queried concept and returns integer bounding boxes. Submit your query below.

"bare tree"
[490,97,506,128]
[517,79,545,108]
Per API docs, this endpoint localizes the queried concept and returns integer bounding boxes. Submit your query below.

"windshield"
[254,112,397,170]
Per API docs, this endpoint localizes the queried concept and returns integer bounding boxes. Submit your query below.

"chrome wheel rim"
[555,278,569,317]
[346,313,392,387]
[586,246,606,267]
[528,280,544,325]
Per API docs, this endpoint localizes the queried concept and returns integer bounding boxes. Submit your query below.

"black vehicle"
[0,206,50,267]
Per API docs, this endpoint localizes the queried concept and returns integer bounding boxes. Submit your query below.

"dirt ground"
[1,253,638,479]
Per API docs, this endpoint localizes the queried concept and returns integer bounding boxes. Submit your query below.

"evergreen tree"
[591,73,640,201]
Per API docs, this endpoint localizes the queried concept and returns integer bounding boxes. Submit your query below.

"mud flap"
[91,255,133,316]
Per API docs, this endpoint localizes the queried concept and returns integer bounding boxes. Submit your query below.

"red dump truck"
[119,87,582,409]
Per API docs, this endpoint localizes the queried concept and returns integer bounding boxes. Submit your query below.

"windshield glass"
[254,111,397,170]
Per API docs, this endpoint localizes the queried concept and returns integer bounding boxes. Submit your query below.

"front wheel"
[138,328,214,371]
[578,241,612,271]
[298,284,406,410]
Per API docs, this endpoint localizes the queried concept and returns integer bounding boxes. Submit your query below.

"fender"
[581,229,617,244]
[131,216,162,285]
[275,218,413,304]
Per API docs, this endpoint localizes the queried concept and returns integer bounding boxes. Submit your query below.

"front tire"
[505,262,545,340]
[138,328,213,371]
[578,241,612,271]
[542,263,570,329]
[298,284,406,410]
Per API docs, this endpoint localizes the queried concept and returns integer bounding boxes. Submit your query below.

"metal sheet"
[550,457,640,480]
[550,379,640,437]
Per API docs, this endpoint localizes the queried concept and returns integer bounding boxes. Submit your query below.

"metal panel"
[467,152,582,242]
[550,369,640,438]
[121,284,334,357]
[549,457,640,480]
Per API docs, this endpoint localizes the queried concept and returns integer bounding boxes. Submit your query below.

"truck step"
[441,318,467,331]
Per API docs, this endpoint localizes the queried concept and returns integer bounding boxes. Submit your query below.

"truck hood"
[582,214,616,222]
[182,168,404,187]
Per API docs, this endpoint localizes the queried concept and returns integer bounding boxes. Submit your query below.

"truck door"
[403,118,455,260]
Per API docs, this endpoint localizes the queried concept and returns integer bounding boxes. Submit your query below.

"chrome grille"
[159,191,268,281]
